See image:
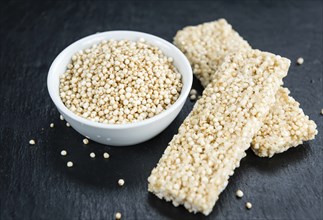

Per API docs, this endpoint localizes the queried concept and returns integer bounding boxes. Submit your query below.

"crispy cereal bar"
[148,50,290,215]
[252,87,317,157]
[174,19,251,87]
[174,19,317,157]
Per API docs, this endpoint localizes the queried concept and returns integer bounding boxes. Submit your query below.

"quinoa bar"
[174,19,317,157]
[148,50,290,215]
[252,87,317,157]
[173,19,251,87]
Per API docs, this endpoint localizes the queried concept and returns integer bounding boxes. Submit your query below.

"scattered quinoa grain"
[246,202,252,209]
[297,57,304,65]
[103,152,110,159]
[29,139,35,145]
[118,179,125,186]
[236,189,244,198]
[320,109,323,115]
[83,138,89,145]
[66,122,70,127]
[67,161,73,167]
[60,115,64,120]
[189,89,197,95]
[190,94,196,101]
[50,123,54,128]
[90,152,95,158]
[115,212,122,219]
[61,150,67,156]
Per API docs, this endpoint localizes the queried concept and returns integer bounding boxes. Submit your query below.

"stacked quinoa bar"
[148,49,289,215]
[173,19,317,157]
[148,19,318,215]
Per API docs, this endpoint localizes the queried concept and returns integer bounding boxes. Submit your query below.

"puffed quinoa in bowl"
[60,39,183,124]
[47,31,192,146]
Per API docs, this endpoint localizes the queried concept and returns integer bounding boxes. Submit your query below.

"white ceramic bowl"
[47,31,192,146]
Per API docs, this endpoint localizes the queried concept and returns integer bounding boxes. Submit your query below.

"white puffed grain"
[118,179,125,186]
[61,150,67,156]
[297,57,304,65]
[67,161,73,167]
[246,202,252,209]
[236,190,244,198]
[115,212,122,219]
[103,152,110,159]
[190,94,197,101]
[83,138,89,145]
[189,89,197,95]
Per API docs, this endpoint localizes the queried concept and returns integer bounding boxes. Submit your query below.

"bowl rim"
[47,30,192,129]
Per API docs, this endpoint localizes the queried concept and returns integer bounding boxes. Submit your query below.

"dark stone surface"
[0,0,322,219]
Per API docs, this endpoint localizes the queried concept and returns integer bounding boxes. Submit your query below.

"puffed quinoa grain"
[50,123,54,128]
[148,49,289,215]
[29,139,35,145]
[67,161,73,167]
[189,89,197,95]
[103,152,110,159]
[246,202,252,209]
[174,18,317,157]
[236,190,243,198]
[320,109,323,115]
[61,150,67,156]
[83,138,89,145]
[66,122,70,127]
[297,57,304,65]
[118,179,125,186]
[115,212,121,219]
[90,152,95,158]
[59,39,182,124]
[190,94,197,101]
[60,115,64,120]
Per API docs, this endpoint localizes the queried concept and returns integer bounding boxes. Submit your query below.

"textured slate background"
[0,0,322,219]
